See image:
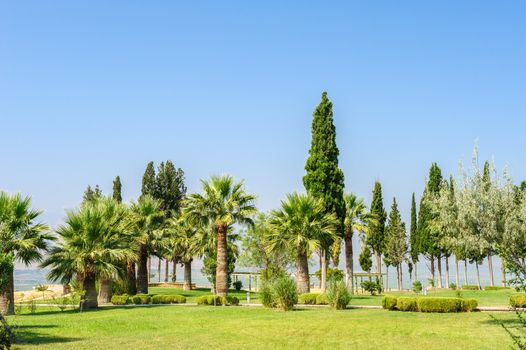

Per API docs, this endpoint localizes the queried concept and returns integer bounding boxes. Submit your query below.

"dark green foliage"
[141,161,156,198]
[0,253,13,291]
[202,243,238,289]
[359,246,373,272]
[303,92,345,260]
[510,295,526,308]
[462,285,481,290]
[384,198,407,268]
[131,294,151,305]
[368,182,386,258]
[418,163,443,257]
[83,185,102,203]
[232,281,243,291]
[111,294,130,305]
[413,281,422,293]
[326,278,351,310]
[260,284,275,308]
[151,295,186,304]
[155,161,186,214]
[382,296,398,310]
[0,313,14,350]
[397,297,418,312]
[409,193,419,263]
[298,293,318,305]
[417,297,462,313]
[112,176,122,203]
[270,276,298,311]
[361,281,382,295]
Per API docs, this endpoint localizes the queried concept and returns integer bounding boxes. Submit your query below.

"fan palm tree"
[165,216,199,290]
[184,175,256,296]
[0,192,53,315]
[130,196,164,294]
[343,193,374,293]
[268,192,339,294]
[42,197,135,310]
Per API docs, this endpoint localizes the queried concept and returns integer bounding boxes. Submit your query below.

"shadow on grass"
[13,325,81,346]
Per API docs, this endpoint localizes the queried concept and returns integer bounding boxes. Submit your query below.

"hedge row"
[461,285,481,290]
[510,294,526,308]
[196,295,240,306]
[297,293,328,305]
[111,294,186,305]
[382,296,478,313]
[484,286,512,291]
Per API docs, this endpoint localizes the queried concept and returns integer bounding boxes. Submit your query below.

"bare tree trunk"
[216,224,229,296]
[437,255,443,288]
[98,276,113,304]
[0,269,14,315]
[344,225,354,293]
[414,262,417,282]
[475,262,481,290]
[430,256,435,286]
[126,260,137,295]
[464,259,468,286]
[487,254,494,287]
[399,264,403,290]
[148,256,152,283]
[445,256,450,289]
[455,257,460,288]
[183,259,192,290]
[172,258,177,282]
[501,259,507,287]
[320,250,327,292]
[81,271,98,310]
[385,266,389,291]
[165,259,169,282]
[157,258,161,283]
[396,265,400,290]
[375,253,382,276]
[296,246,310,294]
[136,244,149,294]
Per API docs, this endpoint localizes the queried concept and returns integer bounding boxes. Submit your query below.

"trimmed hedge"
[382,296,397,311]
[396,297,418,312]
[417,298,462,313]
[196,295,239,306]
[462,285,481,290]
[132,294,151,305]
[298,293,318,305]
[151,295,187,304]
[484,286,511,291]
[510,294,526,308]
[111,294,130,305]
[316,294,329,305]
[461,299,478,312]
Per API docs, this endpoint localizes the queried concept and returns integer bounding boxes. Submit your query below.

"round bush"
[111,294,130,305]
[298,293,319,305]
[510,294,526,308]
[382,296,397,310]
[131,294,151,305]
[396,297,418,312]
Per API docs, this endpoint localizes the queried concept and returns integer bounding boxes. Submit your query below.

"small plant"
[413,281,422,293]
[361,281,382,295]
[326,278,351,310]
[35,284,49,300]
[455,290,463,299]
[450,282,457,291]
[260,284,275,308]
[427,278,435,288]
[270,276,297,311]
[28,299,37,314]
[52,296,73,312]
[233,281,243,291]
[0,313,15,350]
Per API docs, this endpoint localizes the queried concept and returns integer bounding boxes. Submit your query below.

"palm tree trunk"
[455,256,460,288]
[344,225,354,293]
[157,258,161,283]
[437,255,443,288]
[136,244,149,294]
[81,271,98,310]
[475,262,481,290]
[126,260,137,295]
[464,259,468,286]
[98,276,113,304]
[501,259,507,287]
[488,254,494,287]
[183,259,192,291]
[0,269,15,315]
[165,259,169,282]
[296,246,310,294]
[172,258,177,282]
[216,224,229,296]
[320,250,327,292]
[445,256,450,289]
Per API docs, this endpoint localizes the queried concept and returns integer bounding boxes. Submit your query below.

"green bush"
[233,281,243,291]
[462,285,480,290]
[316,293,329,305]
[196,295,237,306]
[0,313,15,350]
[151,295,186,304]
[111,294,130,305]
[382,295,398,310]
[413,281,422,293]
[362,280,382,295]
[417,297,462,313]
[271,276,298,311]
[484,286,511,291]
[460,299,478,312]
[131,294,151,305]
[450,283,457,291]
[396,297,418,312]
[298,293,319,305]
[326,278,351,310]
[315,268,344,282]
[260,284,275,308]
[510,294,526,308]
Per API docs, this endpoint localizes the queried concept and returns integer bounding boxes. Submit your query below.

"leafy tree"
[83,184,102,203]
[384,198,407,290]
[155,161,186,214]
[184,175,256,296]
[409,193,419,281]
[303,92,345,289]
[112,176,122,203]
[359,245,373,274]
[165,216,199,290]
[43,197,135,310]
[267,193,339,294]
[141,161,156,198]
[0,192,52,315]
[367,181,386,275]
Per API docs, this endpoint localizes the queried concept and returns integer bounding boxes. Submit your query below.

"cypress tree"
[141,161,157,198]
[368,181,386,275]
[385,198,407,290]
[156,161,187,215]
[303,92,345,270]
[113,176,122,203]
[83,184,102,203]
[409,193,419,280]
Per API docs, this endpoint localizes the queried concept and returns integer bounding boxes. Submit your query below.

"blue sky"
[1,1,525,229]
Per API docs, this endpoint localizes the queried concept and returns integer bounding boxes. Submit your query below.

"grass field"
[7,305,518,350]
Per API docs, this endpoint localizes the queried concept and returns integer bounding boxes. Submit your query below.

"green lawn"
[6,305,517,349]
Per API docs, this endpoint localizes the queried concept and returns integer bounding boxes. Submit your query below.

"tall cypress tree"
[141,161,157,198]
[156,160,187,215]
[368,181,386,275]
[409,193,419,278]
[113,176,122,203]
[303,92,345,268]
[385,198,407,290]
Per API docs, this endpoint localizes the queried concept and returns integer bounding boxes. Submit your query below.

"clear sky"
[1,1,525,230]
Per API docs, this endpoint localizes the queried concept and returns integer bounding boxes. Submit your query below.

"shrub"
[151,295,186,304]
[396,297,418,312]
[0,313,15,350]
[196,295,237,306]
[298,293,319,305]
[260,284,275,308]
[382,296,398,310]
[224,296,239,306]
[450,283,457,291]
[460,299,478,312]
[413,281,422,293]
[326,278,351,310]
[485,286,511,291]
[233,281,243,291]
[271,276,297,311]
[131,294,151,305]
[462,285,480,290]
[362,281,382,295]
[315,268,344,282]
[316,293,329,305]
[427,278,435,288]
[111,294,130,305]
[510,295,526,308]
[417,297,462,313]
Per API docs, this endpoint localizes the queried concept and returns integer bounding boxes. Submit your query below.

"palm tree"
[130,196,164,294]
[343,193,373,293]
[0,192,52,315]
[42,197,135,310]
[166,216,199,290]
[268,193,339,294]
[185,175,256,296]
